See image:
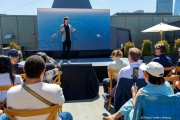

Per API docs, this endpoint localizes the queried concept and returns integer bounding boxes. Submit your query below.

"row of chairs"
[107,66,180,111]
[0,71,63,120]
[19,71,63,85]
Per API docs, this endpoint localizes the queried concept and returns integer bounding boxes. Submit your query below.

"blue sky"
[0,0,157,15]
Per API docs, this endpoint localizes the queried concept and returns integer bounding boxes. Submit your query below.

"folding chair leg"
[108,97,112,111]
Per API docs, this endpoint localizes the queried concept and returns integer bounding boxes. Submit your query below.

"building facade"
[0,13,180,51]
[174,0,180,15]
[156,0,173,13]
[52,0,92,8]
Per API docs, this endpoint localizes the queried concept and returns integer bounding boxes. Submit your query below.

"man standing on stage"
[60,17,76,64]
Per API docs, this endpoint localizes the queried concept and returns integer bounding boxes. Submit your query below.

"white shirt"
[7,82,65,120]
[108,59,128,79]
[117,61,144,85]
[0,73,23,102]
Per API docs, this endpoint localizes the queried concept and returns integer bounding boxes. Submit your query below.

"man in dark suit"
[152,43,172,76]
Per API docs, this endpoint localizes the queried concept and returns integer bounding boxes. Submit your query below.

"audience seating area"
[1,53,180,119]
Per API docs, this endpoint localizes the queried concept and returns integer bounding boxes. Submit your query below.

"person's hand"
[131,85,138,97]
[61,27,65,32]
[73,28,76,32]
[0,110,3,115]
[46,55,51,60]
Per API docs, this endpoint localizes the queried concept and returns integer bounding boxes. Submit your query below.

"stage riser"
[24,50,112,59]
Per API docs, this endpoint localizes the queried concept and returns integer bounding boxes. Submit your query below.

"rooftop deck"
[63,84,114,120]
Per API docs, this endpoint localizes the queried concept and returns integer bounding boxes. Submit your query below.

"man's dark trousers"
[62,39,71,60]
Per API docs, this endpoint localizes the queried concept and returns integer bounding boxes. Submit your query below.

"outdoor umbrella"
[142,22,180,40]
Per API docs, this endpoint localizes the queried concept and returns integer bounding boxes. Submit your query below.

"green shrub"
[9,42,23,59]
[141,40,153,56]
[156,40,170,54]
[124,41,135,56]
[173,38,180,54]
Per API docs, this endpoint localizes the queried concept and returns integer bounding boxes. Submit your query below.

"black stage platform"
[24,50,113,59]
[18,57,128,83]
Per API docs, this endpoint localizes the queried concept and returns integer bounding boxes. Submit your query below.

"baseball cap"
[140,62,164,77]
[8,49,21,58]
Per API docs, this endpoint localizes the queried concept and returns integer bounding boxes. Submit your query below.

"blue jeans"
[0,113,9,120]
[59,112,73,120]
[119,98,134,120]
[0,112,73,120]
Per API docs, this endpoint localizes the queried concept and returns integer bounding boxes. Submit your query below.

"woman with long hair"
[0,55,23,118]
[103,62,174,120]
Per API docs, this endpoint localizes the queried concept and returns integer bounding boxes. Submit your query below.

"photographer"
[36,52,61,83]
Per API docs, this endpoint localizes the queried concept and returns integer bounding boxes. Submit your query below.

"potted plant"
[124,41,135,57]
[156,40,171,58]
[141,40,153,63]
[172,38,180,64]
[9,42,23,60]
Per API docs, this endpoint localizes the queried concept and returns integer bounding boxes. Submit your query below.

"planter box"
[141,55,154,64]
[171,54,179,65]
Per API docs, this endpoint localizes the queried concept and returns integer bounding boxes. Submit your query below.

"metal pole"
[160,30,163,40]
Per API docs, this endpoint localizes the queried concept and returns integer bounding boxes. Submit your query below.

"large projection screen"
[37,8,110,50]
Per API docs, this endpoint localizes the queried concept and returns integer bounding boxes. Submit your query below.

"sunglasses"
[155,48,160,50]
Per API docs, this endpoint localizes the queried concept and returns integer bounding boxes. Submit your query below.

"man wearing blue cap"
[8,49,24,74]
[8,49,21,64]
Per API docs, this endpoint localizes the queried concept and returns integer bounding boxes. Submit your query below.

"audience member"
[0,55,23,118]
[152,43,172,76]
[36,52,61,83]
[175,58,180,93]
[102,48,144,103]
[103,62,174,120]
[177,59,180,66]
[8,49,24,74]
[5,55,72,120]
[102,49,128,94]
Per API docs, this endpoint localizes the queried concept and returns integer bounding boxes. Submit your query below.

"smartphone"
[133,67,139,79]
[132,67,139,87]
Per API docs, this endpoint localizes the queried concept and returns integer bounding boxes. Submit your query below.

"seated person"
[152,43,172,76]
[8,49,24,74]
[0,55,23,117]
[2,55,73,120]
[177,58,180,66]
[103,62,174,120]
[36,52,61,83]
[102,48,144,102]
[102,49,128,95]
[174,54,180,92]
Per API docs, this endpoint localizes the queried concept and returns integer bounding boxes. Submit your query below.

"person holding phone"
[102,48,144,103]
[103,62,173,120]
[59,16,76,64]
